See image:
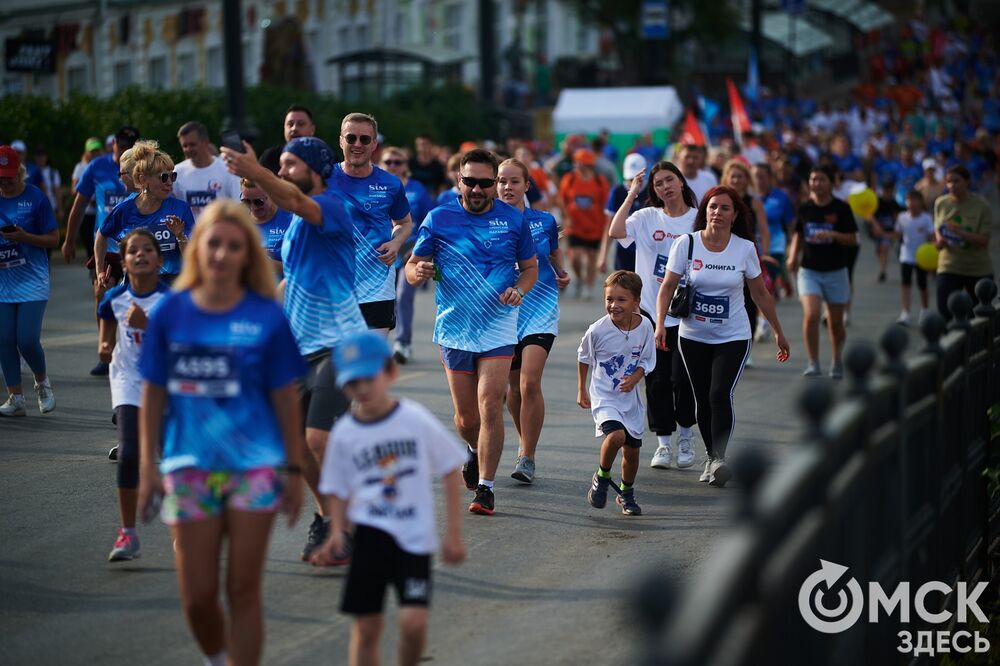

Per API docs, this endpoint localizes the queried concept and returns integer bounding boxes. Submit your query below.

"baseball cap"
[0,146,22,178]
[573,148,596,166]
[333,331,392,387]
[622,153,646,180]
[85,137,103,152]
[922,157,937,171]
[115,126,141,151]
[10,139,26,153]
[105,134,115,146]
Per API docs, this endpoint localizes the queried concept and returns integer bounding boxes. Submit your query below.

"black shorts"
[341,525,432,615]
[299,349,350,432]
[600,420,642,448]
[360,299,396,330]
[567,235,601,250]
[900,262,928,289]
[511,333,555,371]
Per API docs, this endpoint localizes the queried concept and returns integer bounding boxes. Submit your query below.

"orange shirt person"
[558,149,610,300]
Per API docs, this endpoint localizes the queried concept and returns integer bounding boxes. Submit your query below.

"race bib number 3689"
[167,345,240,398]
[692,293,730,321]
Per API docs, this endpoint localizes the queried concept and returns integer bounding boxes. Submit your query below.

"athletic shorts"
[797,267,851,305]
[567,235,601,250]
[341,524,432,614]
[439,344,515,374]
[510,333,555,371]
[360,299,396,330]
[300,349,350,432]
[900,262,928,289]
[161,467,282,525]
[599,420,642,448]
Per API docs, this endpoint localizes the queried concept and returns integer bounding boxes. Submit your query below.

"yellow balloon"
[848,188,878,218]
[915,243,939,272]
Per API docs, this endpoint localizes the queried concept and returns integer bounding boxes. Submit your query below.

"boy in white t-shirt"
[312,331,466,666]
[578,271,656,516]
[890,190,935,325]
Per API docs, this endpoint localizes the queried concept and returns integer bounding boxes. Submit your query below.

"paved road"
[2,230,998,664]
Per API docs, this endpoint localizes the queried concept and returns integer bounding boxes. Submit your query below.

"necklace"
[612,313,636,341]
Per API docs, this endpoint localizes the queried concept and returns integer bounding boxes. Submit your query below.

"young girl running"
[98,229,169,561]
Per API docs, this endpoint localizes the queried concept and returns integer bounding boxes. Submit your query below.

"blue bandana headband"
[284,137,334,180]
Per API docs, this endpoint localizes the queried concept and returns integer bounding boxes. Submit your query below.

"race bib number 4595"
[167,345,240,398]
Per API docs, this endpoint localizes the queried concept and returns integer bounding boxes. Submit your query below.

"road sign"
[642,1,669,40]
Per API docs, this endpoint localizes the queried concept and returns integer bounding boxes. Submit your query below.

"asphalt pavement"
[2,228,998,665]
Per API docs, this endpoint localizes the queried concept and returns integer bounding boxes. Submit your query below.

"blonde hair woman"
[138,199,305,666]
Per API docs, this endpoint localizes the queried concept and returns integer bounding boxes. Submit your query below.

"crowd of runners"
[1,20,998,662]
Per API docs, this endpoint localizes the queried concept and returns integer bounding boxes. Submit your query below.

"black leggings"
[677,337,751,460]
[116,405,139,489]
[936,272,992,322]
[744,284,758,334]
[639,312,695,435]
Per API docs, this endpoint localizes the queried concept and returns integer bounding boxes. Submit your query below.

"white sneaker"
[699,459,713,482]
[582,286,594,301]
[35,382,55,413]
[0,393,26,417]
[676,432,695,468]
[754,319,771,342]
[650,444,672,469]
[896,311,910,326]
[708,458,732,487]
[392,340,412,364]
[744,355,754,369]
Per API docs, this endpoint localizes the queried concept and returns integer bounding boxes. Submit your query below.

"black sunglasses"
[383,159,404,166]
[343,133,374,146]
[241,198,266,208]
[460,176,496,189]
[159,171,178,184]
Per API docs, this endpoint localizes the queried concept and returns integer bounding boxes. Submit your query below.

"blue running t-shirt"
[99,197,195,276]
[257,208,293,261]
[281,188,367,355]
[0,184,57,303]
[76,153,128,253]
[139,289,307,474]
[412,198,536,352]
[330,163,411,303]
[517,208,560,338]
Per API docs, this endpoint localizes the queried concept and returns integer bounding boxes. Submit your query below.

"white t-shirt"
[578,315,656,439]
[72,161,96,215]
[895,211,934,264]
[173,157,241,219]
[97,282,170,407]
[685,169,718,205]
[665,232,761,344]
[619,206,696,327]
[319,398,467,555]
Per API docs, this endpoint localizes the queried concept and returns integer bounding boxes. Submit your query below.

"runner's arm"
[405,253,435,286]
[62,192,90,262]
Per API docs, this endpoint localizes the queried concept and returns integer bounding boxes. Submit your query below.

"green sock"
[620,481,633,492]
[596,467,611,478]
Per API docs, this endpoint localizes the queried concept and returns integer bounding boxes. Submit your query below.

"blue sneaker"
[616,488,642,516]
[588,473,612,509]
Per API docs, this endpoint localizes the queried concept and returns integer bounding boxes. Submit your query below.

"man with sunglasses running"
[331,113,412,332]
[405,149,538,515]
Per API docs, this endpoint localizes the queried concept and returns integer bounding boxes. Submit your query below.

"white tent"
[552,86,684,135]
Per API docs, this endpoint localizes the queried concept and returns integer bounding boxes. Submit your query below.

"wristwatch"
[515,287,525,298]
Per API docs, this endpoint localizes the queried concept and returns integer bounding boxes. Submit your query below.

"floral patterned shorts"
[161,467,282,525]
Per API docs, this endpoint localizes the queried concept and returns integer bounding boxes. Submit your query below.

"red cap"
[0,146,21,178]
[573,148,596,166]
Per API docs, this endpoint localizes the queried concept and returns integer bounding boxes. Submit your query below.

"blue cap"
[284,136,335,180]
[334,331,392,387]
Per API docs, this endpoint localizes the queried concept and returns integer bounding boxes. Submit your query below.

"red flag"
[679,110,706,146]
[726,77,751,144]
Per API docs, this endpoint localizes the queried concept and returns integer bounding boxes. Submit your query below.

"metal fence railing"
[636,278,1000,666]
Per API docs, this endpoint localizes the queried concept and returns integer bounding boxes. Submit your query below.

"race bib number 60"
[167,345,240,398]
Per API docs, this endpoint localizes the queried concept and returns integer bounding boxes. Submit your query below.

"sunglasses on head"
[383,159,404,166]
[460,176,496,189]
[343,133,374,146]
[241,198,266,208]
[159,171,178,184]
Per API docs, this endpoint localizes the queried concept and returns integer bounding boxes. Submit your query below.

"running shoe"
[588,473,612,509]
[699,459,713,482]
[744,355,754,369]
[511,456,535,484]
[616,488,642,516]
[896,311,910,326]
[0,394,26,417]
[829,360,844,380]
[35,382,55,414]
[754,319,772,342]
[469,485,495,515]
[392,340,412,365]
[108,529,140,562]
[650,444,672,469]
[708,458,732,487]
[300,513,329,562]
[803,361,821,377]
[676,432,695,468]
[90,361,110,376]
[108,445,119,461]
[462,448,479,490]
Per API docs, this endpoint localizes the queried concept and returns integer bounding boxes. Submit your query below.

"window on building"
[206,46,223,87]
[357,24,369,49]
[177,52,196,87]
[444,3,463,51]
[113,61,132,91]
[338,26,351,53]
[67,65,88,93]
[149,57,168,89]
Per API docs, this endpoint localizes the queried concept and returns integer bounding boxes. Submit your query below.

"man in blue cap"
[223,135,368,563]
